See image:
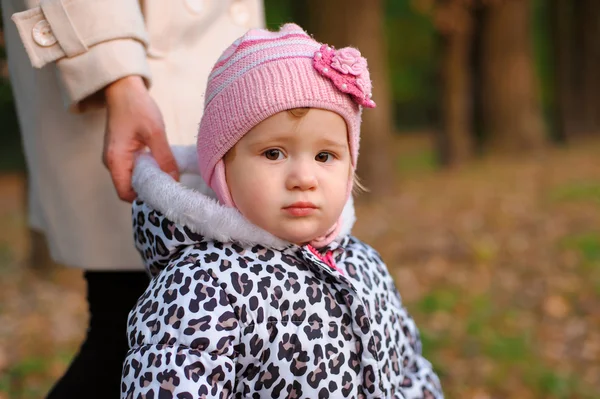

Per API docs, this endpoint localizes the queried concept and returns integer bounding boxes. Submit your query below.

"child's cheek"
[242,163,271,201]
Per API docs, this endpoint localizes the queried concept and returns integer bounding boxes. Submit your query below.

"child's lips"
[283,202,318,216]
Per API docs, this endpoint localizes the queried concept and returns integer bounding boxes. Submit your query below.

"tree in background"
[418,0,548,159]
[480,0,547,154]
[551,0,600,140]
[430,0,476,166]
[304,0,394,196]
[0,10,24,171]
[550,0,576,142]
[574,0,600,136]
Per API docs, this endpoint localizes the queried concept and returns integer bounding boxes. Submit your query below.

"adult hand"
[103,76,179,202]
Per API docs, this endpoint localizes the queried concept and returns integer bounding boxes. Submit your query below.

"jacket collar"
[132,146,356,251]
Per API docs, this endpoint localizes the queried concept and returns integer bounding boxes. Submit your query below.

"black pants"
[46,271,150,399]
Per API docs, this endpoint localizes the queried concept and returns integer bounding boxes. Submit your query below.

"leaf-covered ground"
[1,136,599,398]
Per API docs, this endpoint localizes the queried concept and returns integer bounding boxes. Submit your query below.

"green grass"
[560,233,600,262]
[415,287,598,398]
[0,350,74,399]
[560,233,600,297]
[560,232,600,291]
[549,182,600,204]
[419,329,449,379]
[536,369,574,398]
[527,367,597,399]
[396,149,437,175]
[0,373,8,393]
[417,289,460,314]
[482,332,531,362]
[465,295,494,335]
[0,242,15,276]
[2,356,51,399]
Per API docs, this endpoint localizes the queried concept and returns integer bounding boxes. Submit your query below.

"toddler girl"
[121,24,443,398]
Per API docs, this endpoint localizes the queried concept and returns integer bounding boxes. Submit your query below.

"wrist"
[105,75,146,106]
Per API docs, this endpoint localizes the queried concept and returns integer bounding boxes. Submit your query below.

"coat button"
[185,0,205,14]
[229,0,250,26]
[32,20,57,47]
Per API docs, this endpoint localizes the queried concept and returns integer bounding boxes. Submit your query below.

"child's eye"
[263,149,284,160]
[315,152,334,163]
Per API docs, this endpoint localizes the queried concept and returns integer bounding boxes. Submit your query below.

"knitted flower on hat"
[313,45,375,108]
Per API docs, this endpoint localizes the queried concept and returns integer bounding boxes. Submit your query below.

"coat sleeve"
[121,267,239,398]
[10,0,151,111]
[396,300,444,399]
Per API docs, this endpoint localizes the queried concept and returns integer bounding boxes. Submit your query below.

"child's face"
[225,109,351,245]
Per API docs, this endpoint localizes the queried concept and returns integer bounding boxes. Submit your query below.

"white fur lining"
[132,146,356,249]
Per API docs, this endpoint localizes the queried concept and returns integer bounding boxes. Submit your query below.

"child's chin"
[284,232,329,246]
[273,220,335,245]
[277,230,320,246]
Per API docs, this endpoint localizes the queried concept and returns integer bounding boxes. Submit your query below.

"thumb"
[146,128,180,181]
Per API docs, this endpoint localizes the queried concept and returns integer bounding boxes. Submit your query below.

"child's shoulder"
[343,235,385,264]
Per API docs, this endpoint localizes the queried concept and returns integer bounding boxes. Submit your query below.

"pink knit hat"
[197,23,376,207]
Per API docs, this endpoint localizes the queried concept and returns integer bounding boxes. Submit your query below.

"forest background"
[1,1,599,398]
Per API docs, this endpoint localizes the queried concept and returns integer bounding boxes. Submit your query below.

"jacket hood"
[131,146,356,266]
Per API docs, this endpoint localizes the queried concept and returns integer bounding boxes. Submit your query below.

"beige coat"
[2,0,264,270]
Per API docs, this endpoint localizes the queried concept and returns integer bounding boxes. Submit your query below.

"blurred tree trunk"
[436,1,475,166]
[549,0,575,141]
[480,0,547,154]
[553,0,600,139]
[574,0,600,135]
[305,0,393,197]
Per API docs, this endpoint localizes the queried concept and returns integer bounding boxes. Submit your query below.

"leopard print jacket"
[121,149,443,398]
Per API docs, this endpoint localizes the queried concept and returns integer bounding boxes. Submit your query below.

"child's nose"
[286,160,318,191]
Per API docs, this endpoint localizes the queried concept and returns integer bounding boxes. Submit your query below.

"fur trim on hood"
[131,146,356,250]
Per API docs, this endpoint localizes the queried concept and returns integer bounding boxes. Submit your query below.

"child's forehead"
[242,110,348,146]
